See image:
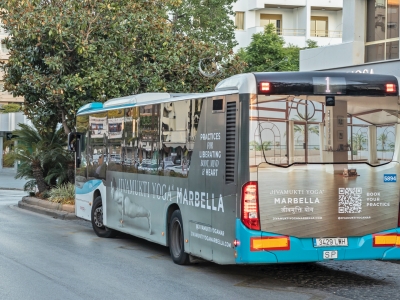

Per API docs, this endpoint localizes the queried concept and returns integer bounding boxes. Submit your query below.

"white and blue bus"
[69,72,400,264]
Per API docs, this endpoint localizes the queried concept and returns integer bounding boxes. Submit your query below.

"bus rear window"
[249,94,399,166]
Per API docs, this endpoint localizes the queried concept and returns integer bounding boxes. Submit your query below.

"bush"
[39,189,51,199]
[0,103,22,113]
[48,183,75,205]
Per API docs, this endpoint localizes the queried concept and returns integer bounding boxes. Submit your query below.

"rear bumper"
[235,219,400,264]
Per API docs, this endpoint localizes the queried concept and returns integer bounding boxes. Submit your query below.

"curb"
[18,196,77,220]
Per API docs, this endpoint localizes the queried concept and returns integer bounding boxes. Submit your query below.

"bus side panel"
[75,179,104,221]
[185,97,211,260]
[105,172,188,246]
[183,96,237,263]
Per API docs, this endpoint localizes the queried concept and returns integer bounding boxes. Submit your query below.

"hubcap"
[94,206,104,228]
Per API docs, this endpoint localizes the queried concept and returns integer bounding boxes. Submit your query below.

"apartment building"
[0,24,27,171]
[0,25,23,107]
[300,0,400,75]
[233,0,343,51]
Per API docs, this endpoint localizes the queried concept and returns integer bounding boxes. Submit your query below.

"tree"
[4,123,71,193]
[237,24,318,72]
[0,0,244,134]
[0,103,22,113]
[351,132,367,151]
[377,132,388,151]
[167,0,237,53]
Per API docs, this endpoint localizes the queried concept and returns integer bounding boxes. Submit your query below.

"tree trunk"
[61,109,71,135]
[31,162,47,193]
[67,161,75,184]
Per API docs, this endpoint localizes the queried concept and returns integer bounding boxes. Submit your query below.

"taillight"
[260,82,270,92]
[241,181,260,230]
[386,83,396,93]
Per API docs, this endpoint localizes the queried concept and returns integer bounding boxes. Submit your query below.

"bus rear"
[235,72,400,263]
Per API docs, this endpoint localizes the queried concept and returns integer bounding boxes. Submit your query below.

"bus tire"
[91,196,117,238]
[169,210,190,265]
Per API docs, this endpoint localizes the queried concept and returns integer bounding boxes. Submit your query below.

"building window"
[235,12,244,30]
[0,41,7,53]
[366,0,399,62]
[310,16,328,37]
[260,14,282,34]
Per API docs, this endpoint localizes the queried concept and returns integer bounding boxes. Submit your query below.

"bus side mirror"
[68,132,83,168]
[68,132,82,152]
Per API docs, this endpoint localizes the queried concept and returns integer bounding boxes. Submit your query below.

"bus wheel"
[169,210,190,265]
[91,196,117,238]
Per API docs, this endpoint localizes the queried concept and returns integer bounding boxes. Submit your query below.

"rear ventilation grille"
[225,102,237,184]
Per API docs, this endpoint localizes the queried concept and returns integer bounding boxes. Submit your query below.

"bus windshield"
[250,94,400,167]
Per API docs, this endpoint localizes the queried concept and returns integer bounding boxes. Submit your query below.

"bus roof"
[77,90,239,115]
[77,72,400,115]
[215,72,400,96]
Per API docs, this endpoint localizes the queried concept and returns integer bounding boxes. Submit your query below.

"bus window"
[251,95,399,166]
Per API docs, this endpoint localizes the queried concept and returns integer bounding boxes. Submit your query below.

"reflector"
[250,236,290,251]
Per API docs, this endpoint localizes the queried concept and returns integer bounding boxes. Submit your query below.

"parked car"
[165,164,189,175]
[138,163,161,173]
[124,158,132,165]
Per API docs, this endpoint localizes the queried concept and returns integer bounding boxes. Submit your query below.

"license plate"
[314,238,348,247]
[323,250,338,259]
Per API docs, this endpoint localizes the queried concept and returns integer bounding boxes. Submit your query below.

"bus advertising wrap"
[250,93,400,238]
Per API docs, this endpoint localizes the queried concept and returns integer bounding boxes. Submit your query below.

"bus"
[69,71,400,265]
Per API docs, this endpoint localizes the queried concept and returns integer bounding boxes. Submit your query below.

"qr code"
[338,188,362,213]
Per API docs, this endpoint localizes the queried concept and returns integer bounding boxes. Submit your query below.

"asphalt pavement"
[0,170,76,219]
[0,169,28,190]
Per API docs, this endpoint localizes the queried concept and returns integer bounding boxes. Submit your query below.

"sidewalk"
[0,169,28,190]
[18,196,76,220]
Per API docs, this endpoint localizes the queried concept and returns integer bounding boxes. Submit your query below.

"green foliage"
[238,24,319,72]
[377,133,388,151]
[5,123,72,193]
[0,103,21,113]
[350,133,367,151]
[49,183,75,205]
[0,0,244,134]
[40,189,51,199]
[249,140,272,151]
[23,180,37,195]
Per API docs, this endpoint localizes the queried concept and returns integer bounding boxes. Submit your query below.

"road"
[1,189,400,300]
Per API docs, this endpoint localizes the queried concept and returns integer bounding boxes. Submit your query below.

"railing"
[310,30,342,38]
[276,29,306,36]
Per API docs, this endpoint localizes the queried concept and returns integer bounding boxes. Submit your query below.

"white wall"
[300,0,366,71]
[233,0,343,51]
[0,112,32,132]
[300,41,365,71]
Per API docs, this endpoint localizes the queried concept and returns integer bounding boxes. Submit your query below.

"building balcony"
[310,30,342,38]
[247,26,306,37]
[247,0,306,11]
[240,27,342,48]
